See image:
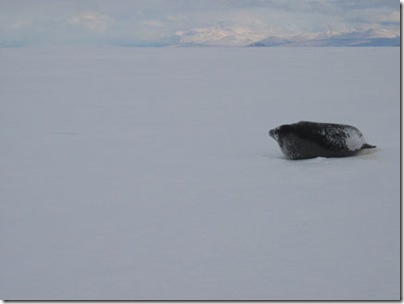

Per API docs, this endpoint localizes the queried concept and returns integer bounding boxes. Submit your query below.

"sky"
[0,0,400,47]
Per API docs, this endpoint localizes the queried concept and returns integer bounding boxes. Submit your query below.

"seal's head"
[269,124,293,142]
[269,128,278,140]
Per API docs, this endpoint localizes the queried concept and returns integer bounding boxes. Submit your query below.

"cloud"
[141,20,165,28]
[378,11,401,23]
[69,12,110,34]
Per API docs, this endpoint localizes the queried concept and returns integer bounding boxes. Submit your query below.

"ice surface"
[0,47,400,300]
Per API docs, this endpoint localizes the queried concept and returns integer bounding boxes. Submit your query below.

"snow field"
[0,46,400,300]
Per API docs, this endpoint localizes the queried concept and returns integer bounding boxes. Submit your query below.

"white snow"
[0,46,400,300]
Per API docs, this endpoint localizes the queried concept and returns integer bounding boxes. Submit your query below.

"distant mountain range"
[1,26,399,48]
[173,26,399,47]
[249,29,400,47]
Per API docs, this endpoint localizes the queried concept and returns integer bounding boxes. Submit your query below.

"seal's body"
[269,121,376,160]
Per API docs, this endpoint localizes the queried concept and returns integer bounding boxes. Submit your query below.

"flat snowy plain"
[0,47,400,300]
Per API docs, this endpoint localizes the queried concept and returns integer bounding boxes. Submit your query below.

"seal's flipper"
[361,143,376,149]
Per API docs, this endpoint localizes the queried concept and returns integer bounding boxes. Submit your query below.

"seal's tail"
[362,143,376,149]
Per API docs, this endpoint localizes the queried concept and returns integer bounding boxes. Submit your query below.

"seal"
[269,121,376,160]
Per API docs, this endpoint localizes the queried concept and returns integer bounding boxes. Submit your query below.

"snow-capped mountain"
[175,26,265,47]
[173,25,399,47]
[249,29,400,47]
